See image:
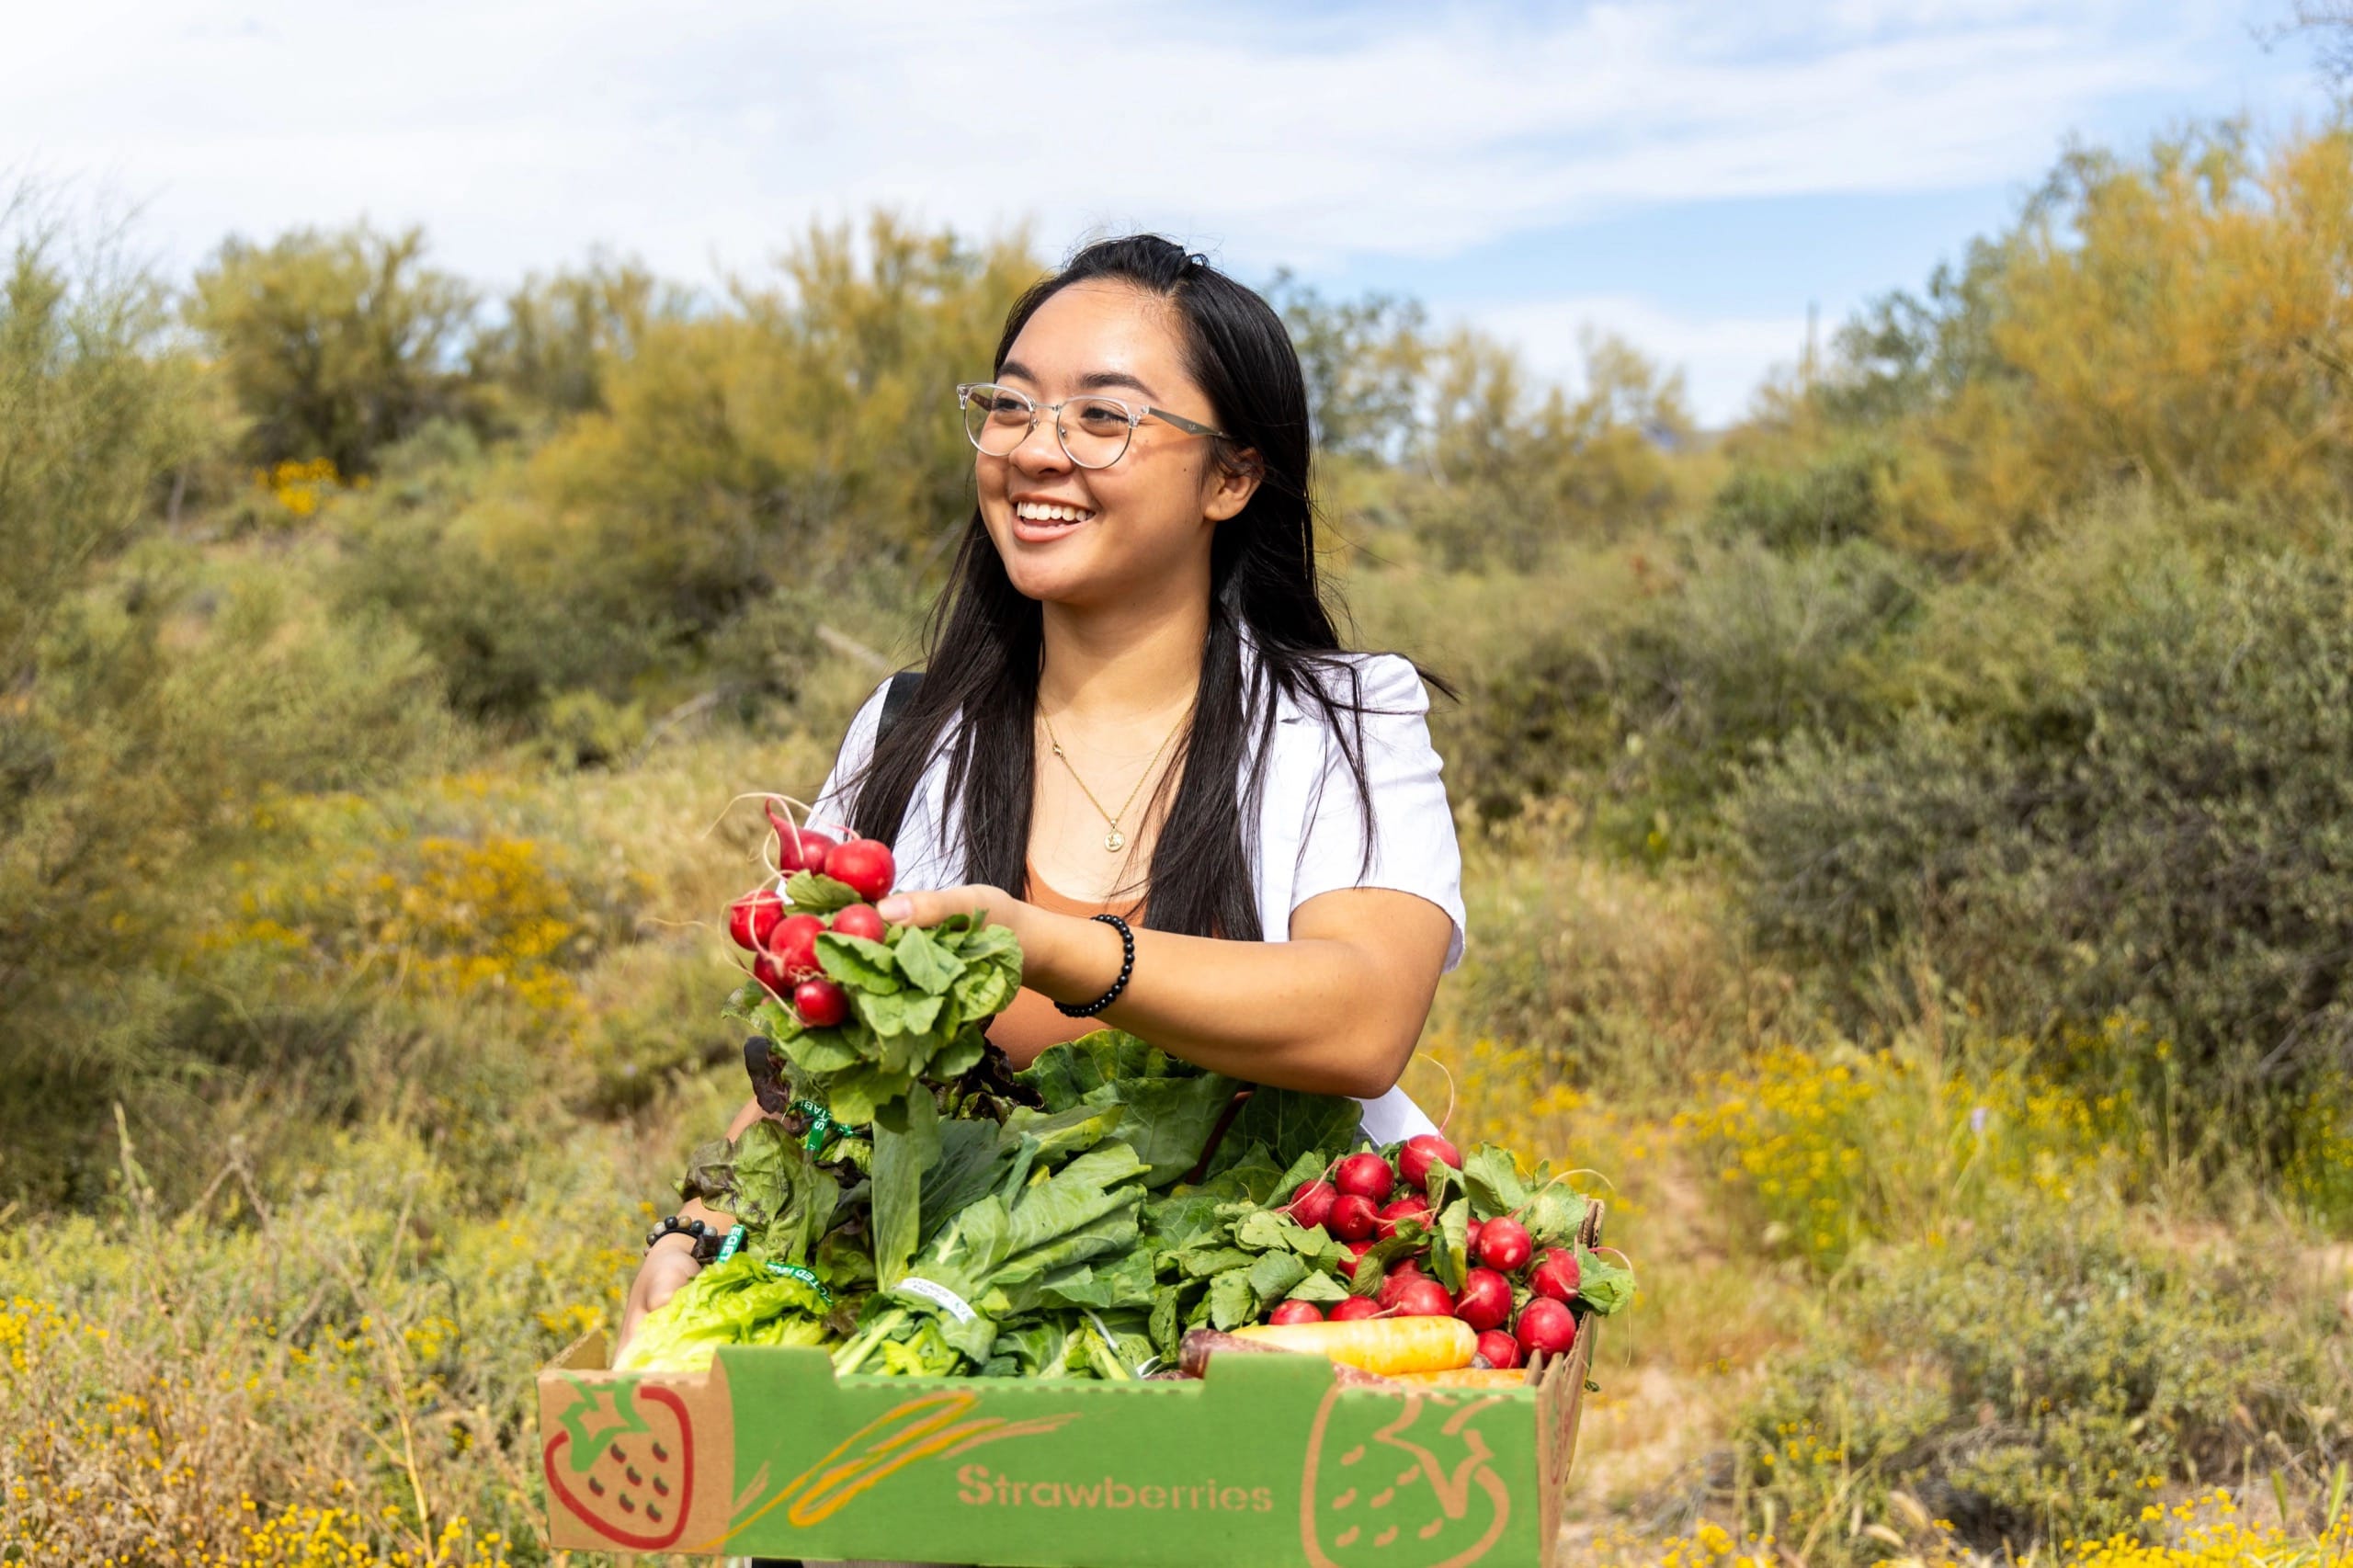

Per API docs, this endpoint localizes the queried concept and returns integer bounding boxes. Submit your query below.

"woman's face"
[976,280,1258,611]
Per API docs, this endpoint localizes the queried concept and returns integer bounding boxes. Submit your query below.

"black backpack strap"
[877,669,923,745]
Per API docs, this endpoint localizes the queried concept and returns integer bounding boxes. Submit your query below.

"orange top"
[984,863,1145,1069]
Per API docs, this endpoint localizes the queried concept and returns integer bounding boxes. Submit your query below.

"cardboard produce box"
[538,1320,1597,1567]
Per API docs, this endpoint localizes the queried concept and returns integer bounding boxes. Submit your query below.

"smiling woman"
[620,240,1470,1469]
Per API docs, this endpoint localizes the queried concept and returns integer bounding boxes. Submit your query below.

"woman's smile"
[1008,494,1099,543]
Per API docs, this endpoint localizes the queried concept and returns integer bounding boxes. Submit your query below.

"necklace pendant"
[1104,828,1125,853]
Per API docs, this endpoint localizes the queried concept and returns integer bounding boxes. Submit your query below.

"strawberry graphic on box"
[1300,1384,1513,1568]
[543,1376,696,1551]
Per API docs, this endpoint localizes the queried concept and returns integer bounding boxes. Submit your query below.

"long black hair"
[847,234,1441,940]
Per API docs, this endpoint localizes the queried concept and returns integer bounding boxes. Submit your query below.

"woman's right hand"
[617,1236,703,1358]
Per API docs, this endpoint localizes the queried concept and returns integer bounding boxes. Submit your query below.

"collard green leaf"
[1210,1087,1361,1178]
[785,869,861,913]
[1096,1074,1242,1187]
[892,925,966,995]
[870,1088,939,1289]
[1001,1102,1124,1164]
[816,932,899,993]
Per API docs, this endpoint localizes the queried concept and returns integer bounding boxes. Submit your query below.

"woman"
[620,233,1465,1356]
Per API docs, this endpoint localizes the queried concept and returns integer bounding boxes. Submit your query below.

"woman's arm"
[615,1094,771,1353]
[877,885,1453,1099]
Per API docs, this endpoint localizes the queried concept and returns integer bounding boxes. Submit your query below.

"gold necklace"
[1040,703,1189,854]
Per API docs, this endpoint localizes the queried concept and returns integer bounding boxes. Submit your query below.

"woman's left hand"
[876,885,1036,943]
[875,886,1118,1001]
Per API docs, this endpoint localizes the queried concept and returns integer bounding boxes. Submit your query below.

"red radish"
[1374,1196,1430,1237]
[1397,1133,1463,1187]
[1475,1329,1522,1370]
[751,951,793,997]
[1465,1218,1485,1258]
[1451,1267,1512,1333]
[1286,1180,1339,1232]
[826,837,896,903]
[1267,1300,1324,1326]
[1329,1295,1383,1322]
[766,914,826,982]
[830,903,887,943]
[726,889,784,951]
[1514,1298,1576,1359]
[1475,1215,1533,1273]
[1530,1247,1582,1303]
[1334,1153,1396,1202]
[774,819,836,875]
[792,977,850,1028]
[1392,1278,1455,1318]
[1326,1193,1379,1243]
[1336,1238,1376,1278]
[1375,1260,1427,1310]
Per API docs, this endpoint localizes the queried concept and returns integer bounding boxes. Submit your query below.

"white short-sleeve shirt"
[810,645,1464,1144]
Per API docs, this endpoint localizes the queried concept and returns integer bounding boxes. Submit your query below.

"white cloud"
[0,1,2305,416]
[3,0,2268,282]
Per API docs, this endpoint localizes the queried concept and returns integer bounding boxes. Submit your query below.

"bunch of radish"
[724,798,899,1030]
[1261,1133,1613,1370]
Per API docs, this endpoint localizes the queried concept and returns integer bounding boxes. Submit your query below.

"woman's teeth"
[1016,501,1094,523]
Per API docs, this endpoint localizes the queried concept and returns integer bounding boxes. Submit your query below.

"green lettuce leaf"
[612,1256,832,1373]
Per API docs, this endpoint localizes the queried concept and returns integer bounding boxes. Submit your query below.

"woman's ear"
[1202,446,1263,523]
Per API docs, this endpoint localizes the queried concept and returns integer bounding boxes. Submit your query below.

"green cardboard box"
[539,1321,1596,1566]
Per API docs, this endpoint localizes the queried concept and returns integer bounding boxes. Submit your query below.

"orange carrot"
[1229,1317,1476,1375]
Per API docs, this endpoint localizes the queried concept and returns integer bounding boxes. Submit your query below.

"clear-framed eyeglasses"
[955,381,1230,470]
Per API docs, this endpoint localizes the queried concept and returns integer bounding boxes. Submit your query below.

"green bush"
[188,222,480,474]
[1708,436,1902,551]
[1451,537,1919,849]
[1733,533,2353,1163]
[1730,1206,2341,1562]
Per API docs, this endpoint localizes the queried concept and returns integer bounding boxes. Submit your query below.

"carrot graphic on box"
[712,1389,1079,1546]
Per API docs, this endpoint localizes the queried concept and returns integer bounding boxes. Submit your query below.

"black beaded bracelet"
[645,1214,722,1263]
[1053,913,1134,1018]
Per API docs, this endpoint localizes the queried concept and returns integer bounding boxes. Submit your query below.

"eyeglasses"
[955,381,1230,470]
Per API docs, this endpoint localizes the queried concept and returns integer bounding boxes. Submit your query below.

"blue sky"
[3,1,2336,422]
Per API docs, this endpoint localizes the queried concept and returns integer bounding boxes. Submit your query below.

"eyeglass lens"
[963,384,1134,469]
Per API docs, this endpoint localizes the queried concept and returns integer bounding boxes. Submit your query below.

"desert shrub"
[1708,436,1903,552]
[0,1117,667,1566]
[1452,537,1919,846]
[1676,1031,2150,1272]
[1404,330,1704,572]
[189,222,481,475]
[1435,809,1782,1096]
[1727,1208,2343,1562]
[1733,537,2353,1165]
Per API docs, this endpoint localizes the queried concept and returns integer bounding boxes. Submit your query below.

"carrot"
[1176,1330,1397,1386]
[1383,1368,1531,1389]
[1228,1316,1476,1376]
